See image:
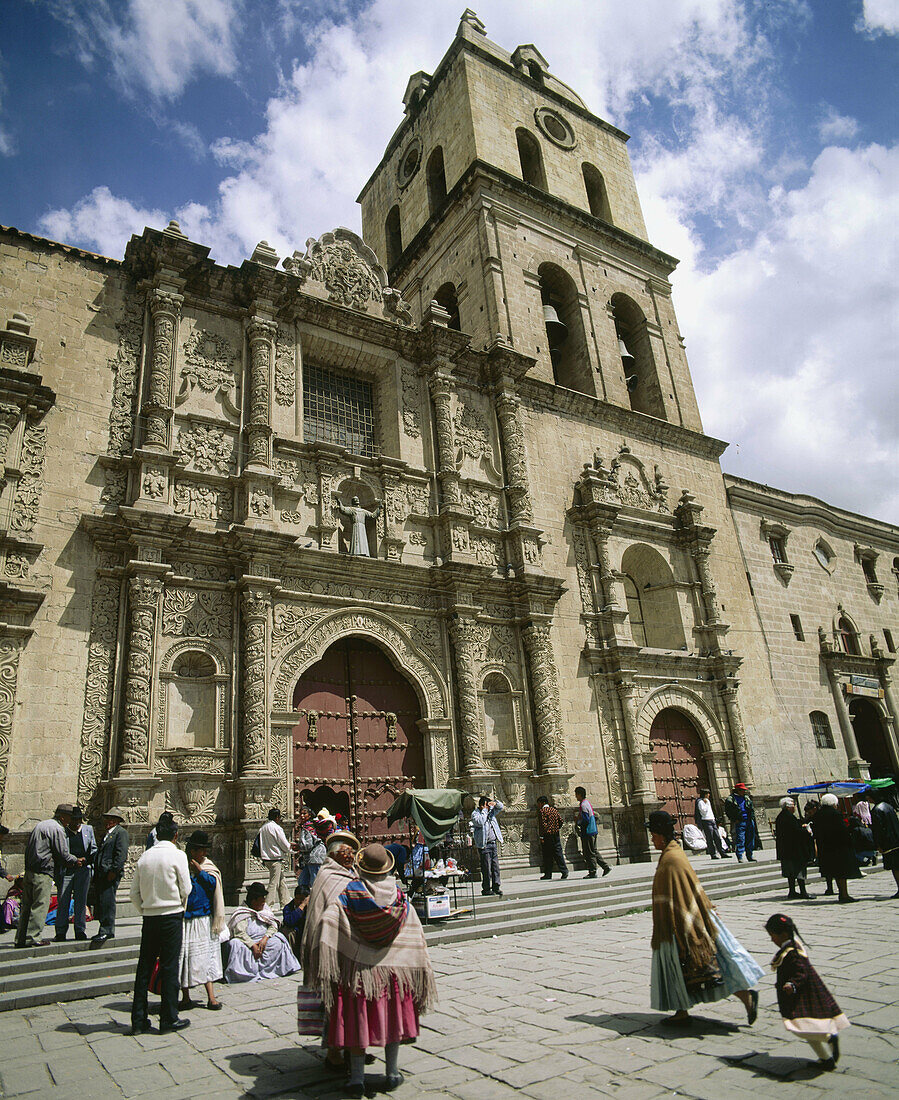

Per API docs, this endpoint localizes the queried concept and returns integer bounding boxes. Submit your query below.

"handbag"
[680,950,723,993]
[148,960,162,995]
[251,832,262,859]
[297,985,325,1037]
[585,814,598,837]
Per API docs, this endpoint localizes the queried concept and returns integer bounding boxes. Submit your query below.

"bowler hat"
[355,842,394,876]
[55,803,75,817]
[326,829,360,853]
[645,810,676,834]
[186,830,211,849]
[104,806,126,821]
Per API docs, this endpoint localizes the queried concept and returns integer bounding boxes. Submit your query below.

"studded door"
[292,638,425,843]
[649,709,710,828]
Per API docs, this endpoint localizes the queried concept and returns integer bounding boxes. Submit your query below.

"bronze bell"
[618,336,635,367]
[543,303,567,352]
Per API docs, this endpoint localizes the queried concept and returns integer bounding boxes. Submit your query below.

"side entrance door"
[292,638,425,843]
[650,708,711,829]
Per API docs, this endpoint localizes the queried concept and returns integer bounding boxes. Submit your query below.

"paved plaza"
[1,871,896,1100]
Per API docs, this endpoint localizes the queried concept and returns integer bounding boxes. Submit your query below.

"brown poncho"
[651,840,719,977]
[301,856,355,979]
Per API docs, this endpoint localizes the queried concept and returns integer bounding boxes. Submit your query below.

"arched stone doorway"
[649,708,711,827]
[849,697,893,777]
[292,637,426,842]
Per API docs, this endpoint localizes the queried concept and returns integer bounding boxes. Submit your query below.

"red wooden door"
[292,638,425,843]
[649,709,710,828]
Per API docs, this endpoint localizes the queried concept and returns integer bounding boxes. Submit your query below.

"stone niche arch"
[635,685,725,758]
[272,607,448,721]
[157,640,231,755]
[619,544,687,650]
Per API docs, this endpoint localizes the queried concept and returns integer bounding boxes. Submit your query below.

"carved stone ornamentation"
[454,401,491,463]
[245,319,276,468]
[274,337,296,407]
[144,290,183,449]
[141,467,166,500]
[429,373,461,506]
[522,621,566,772]
[276,457,319,502]
[472,535,501,567]
[401,363,421,438]
[119,575,163,772]
[162,588,231,638]
[173,480,234,522]
[300,229,385,310]
[0,636,23,820]
[240,588,271,773]
[178,423,235,474]
[10,422,47,535]
[77,575,122,808]
[272,604,320,654]
[495,392,532,523]
[468,488,501,528]
[106,299,143,457]
[448,618,491,773]
[101,467,128,506]
[181,328,238,396]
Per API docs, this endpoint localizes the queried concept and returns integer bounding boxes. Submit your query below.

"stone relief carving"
[274,336,296,407]
[272,604,321,654]
[180,329,238,397]
[467,487,502,528]
[432,734,449,788]
[270,733,288,816]
[454,401,492,464]
[487,625,517,666]
[276,457,319,501]
[522,622,565,771]
[107,300,144,457]
[173,480,234,522]
[401,363,421,438]
[170,559,232,583]
[584,446,669,513]
[4,553,29,580]
[165,785,218,824]
[119,575,162,771]
[396,614,442,661]
[295,229,385,311]
[249,489,272,518]
[240,588,270,771]
[0,636,22,820]
[472,535,501,567]
[10,422,47,535]
[279,575,439,611]
[101,467,128,506]
[141,467,166,500]
[162,588,231,637]
[178,423,235,474]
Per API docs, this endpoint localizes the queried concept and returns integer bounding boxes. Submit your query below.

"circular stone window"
[397,139,422,187]
[535,107,576,149]
[813,539,835,572]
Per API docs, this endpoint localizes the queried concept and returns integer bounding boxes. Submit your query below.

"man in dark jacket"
[15,804,84,947]
[91,806,129,947]
[536,796,568,880]
[723,782,761,863]
[54,806,97,941]
[774,796,812,899]
[871,797,899,898]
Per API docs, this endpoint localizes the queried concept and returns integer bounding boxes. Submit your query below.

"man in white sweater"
[257,807,295,908]
[129,817,191,1035]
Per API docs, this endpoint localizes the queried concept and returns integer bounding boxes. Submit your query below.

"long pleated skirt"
[327,976,420,1049]
[178,915,223,989]
[650,914,765,1012]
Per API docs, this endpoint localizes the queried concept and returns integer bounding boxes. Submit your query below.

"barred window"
[810,711,835,749]
[303,364,376,457]
[768,536,787,564]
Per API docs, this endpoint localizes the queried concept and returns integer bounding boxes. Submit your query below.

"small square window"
[885,628,896,653]
[790,614,805,641]
[810,711,835,749]
[302,363,376,457]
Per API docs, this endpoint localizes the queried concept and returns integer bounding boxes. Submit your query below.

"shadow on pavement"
[226,1048,351,1100]
[569,1010,741,1036]
[57,1020,129,1037]
[720,1051,830,1080]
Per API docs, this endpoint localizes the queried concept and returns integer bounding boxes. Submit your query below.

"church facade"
[0,12,896,879]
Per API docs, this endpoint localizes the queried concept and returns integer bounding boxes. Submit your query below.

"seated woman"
[282,883,309,957]
[224,882,301,983]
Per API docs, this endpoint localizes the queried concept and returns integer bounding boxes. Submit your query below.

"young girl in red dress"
[765,913,850,1070]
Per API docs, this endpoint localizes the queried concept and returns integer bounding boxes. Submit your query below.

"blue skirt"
[650,914,765,1012]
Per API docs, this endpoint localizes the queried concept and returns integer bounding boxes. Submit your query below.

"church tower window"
[611,293,666,420]
[538,262,592,395]
[303,363,376,457]
[385,205,402,269]
[516,128,547,191]
[426,147,448,215]
[582,163,611,222]
[433,282,461,331]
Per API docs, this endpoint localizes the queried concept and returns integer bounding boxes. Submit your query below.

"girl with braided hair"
[765,913,850,1070]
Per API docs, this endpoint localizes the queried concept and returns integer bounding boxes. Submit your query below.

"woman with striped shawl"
[649,810,764,1026]
[308,843,437,1097]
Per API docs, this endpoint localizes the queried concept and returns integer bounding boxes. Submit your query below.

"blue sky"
[2,0,898,523]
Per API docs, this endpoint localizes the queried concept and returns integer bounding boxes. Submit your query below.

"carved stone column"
[428,371,462,508]
[448,617,488,774]
[691,545,721,625]
[118,573,163,774]
[827,672,867,779]
[521,621,566,773]
[240,585,272,774]
[495,391,532,523]
[245,318,276,471]
[143,290,183,451]
[615,677,653,799]
[0,403,20,487]
[718,682,755,786]
[876,663,899,773]
[0,631,27,820]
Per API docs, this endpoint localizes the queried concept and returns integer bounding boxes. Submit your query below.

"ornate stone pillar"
[691,545,721,625]
[0,631,27,820]
[718,681,755,786]
[244,318,276,471]
[240,584,272,774]
[615,677,653,799]
[0,403,20,487]
[876,663,899,773]
[118,573,163,773]
[495,391,532,523]
[143,290,182,451]
[428,371,462,508]
[521,621,566,773]
[448,617,488,774]
[827,673,867,779]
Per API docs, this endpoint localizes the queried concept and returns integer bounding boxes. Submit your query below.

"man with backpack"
[575,786,611,878]
[253,808,295,908]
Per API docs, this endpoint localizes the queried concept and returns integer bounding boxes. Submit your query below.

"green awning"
[386,788,467,844]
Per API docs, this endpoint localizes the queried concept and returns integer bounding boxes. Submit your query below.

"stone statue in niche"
[333,493,381,557]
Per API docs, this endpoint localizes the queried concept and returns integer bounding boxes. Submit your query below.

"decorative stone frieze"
[274,333,296,407]
[10,422,47,535]
[162,587,231,637]
[178,423,235,475]
[119,573,164,773]
[106,300,143,458]
[173,480,234,522]
[521,621,566,772]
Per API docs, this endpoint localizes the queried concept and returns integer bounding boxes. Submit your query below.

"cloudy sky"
[2,0,898,523]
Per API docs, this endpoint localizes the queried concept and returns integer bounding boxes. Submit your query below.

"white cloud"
[39,186,168,258]
[857,0,899,35]
[817,106,860,144]
[47,0,242,100]
[669,142,899,523]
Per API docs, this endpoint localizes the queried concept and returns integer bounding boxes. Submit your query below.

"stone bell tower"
[358,9,703,432]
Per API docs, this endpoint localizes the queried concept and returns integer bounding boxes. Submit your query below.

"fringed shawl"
[651,840,719,974]
[310,872,437,1014]
[197,857,225,936]
[301,856,355,979]
[340,880,407,947]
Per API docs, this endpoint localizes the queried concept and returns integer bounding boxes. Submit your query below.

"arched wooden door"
[292,638,425,843]
[649,709,710,828]
[850,698,894,778]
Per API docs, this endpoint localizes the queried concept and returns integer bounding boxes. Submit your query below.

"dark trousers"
[55,867,92,937]
[95,875,120,936]
[478,842,501,893]
[700,820,726,858]
[540,835,568,877]
[580,832,610,874]
[131,913,184,1029]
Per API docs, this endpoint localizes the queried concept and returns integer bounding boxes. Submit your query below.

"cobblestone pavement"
[1,871,896,1100]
